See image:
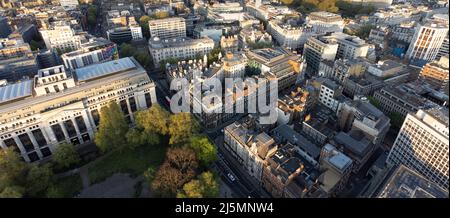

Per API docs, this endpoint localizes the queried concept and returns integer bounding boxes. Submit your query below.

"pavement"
[77,173,142,198]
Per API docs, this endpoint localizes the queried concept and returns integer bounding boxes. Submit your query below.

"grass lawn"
[50,174,83,198]
[87,138,168,184]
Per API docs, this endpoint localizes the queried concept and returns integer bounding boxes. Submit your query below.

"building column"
[26,130,43,159]
[42,124,58,152]
[81,110,96,141]
[58,121,70,143]
[11,135,30,162]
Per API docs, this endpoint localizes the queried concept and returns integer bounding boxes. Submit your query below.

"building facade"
[0,57,157,162]
[148,17,186,39]
[386,108,449,190]
[148,36,214,67]
[405,21,449,65]
[61,38,118,70]
[40,25,82,51]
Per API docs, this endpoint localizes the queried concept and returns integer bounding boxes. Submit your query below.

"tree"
[0,148,28,192]
[189,135,217,167]
[119,43,136,58]
[177,171,219,198]
[367,96,381,109]
[25,164,53,197]
[0,186,24,198]
[95,101,129,153]
[52,143,81,170]
[168,113,199,145]
[134,51,152,68]
[160,57,179,71]
[176,179,202,198]
[151,162,185,197]
[125,128,159,149]
[135,105,170,135]
[29,40,40,51]
[152,11,169,19]
[197,171,219,198]
[143,166,157,183]
[87,5,98,26]
[207,48,223,66]
[279,0,294,5]
[336,1,375,17]
[389,112,404,129]
[317,0,338,13]
[355,24,375,39]
[139,15,151,39]
[165,147,198,175]
[151,147,198,196]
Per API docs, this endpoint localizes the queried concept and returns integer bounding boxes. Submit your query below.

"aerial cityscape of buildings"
[0,0,448,199]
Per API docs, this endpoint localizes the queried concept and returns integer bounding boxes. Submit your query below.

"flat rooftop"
[0,80,33,104]
[75,57,136,82]
[272,124,320,159]
[378,165,449,198]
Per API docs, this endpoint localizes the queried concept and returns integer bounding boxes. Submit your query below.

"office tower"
[148,17,186,39]
[40,25,82,51]
[304,36,338,74]
[405,20,449,65]
[386,107,449,190]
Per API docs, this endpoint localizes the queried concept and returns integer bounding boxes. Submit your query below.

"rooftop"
[75,57,136,82]
[148,37,214,49]
[378,165,449,198]
[334,130,373,158]
[0,80,33,104]
[272,124,320,159]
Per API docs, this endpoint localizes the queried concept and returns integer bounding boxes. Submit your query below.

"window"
[18,133,34,152]
[45,87,50,94]
[3,138,20,152]
[54,85,60,92]
[51,124,66,142]
[27,152,39,162]
[40,147,52,157]
[75,116,87,133]
[120,100,129,115]
[32,129,47,147]
[63,83,68,89]
[91,109,100,126]
[129,97,137,112]
[64,120,77,138]
[145,93,152,108]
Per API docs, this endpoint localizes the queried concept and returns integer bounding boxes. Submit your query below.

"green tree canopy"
[355,24,375,39]
[52,143,81,170]
[119,43,136,58]
[367,96,381,109]
[139,15,151,39]
[151,11,169,19]
[25,164,53,197]
[207,48,224,66]
[0,186,24,198]
[389,112,405,129]
[87,5,98,26]
[168,113,199,145]
[0,148,28,192]
[95,101,129,153]
[134,51,152,68]
[135,104,170,135]
[177,171,219,198]
[189,135,217,167]
[125,128,159,149]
